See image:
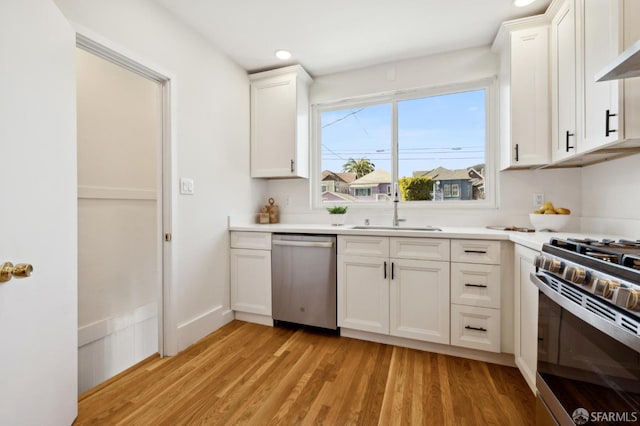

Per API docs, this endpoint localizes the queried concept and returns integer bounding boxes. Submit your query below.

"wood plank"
[74,320,534,425]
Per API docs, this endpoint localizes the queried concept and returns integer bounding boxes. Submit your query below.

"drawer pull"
[465,325,487,332]
[464,250,487,254]
[464,283,488,288]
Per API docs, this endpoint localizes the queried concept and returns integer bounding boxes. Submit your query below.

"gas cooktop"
[546,237,640,274]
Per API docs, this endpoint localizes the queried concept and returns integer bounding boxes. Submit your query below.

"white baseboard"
[78,302,159,394]
[78,302,158,346]
[177,305,234,351]
[340,328,516,367]
[235,311,274,327]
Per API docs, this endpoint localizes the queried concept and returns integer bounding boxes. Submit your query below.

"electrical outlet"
[533,193,545,208]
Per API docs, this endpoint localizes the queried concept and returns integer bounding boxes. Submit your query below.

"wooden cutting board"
[486,226,535,232]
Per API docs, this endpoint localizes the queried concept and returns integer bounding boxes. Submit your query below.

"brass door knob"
[0,262,34,283]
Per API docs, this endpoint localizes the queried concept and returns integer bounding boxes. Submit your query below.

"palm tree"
[342,157,375,178]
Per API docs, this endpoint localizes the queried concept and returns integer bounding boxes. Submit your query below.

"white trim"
[72,23,173,82]
[78,185,157,200]
[177,306,234,351]
[340,327,516,367]
[78,302,158,346]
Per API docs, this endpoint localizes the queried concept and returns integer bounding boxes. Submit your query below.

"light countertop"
[229,223,618,252]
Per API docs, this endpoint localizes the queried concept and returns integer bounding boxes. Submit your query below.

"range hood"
[596,39,640,81]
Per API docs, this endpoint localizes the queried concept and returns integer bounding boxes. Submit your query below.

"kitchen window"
[313,79,496,208]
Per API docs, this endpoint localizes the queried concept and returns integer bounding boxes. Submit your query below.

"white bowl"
[529,213,570,232]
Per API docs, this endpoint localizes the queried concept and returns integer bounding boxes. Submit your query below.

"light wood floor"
[75,321,534,425]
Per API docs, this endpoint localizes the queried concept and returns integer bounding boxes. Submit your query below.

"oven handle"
[530,273,640,352]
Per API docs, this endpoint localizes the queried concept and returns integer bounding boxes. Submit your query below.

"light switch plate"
[180,178,195,195]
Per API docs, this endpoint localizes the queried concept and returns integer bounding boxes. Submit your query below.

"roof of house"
[321,170,357,184]
[413,166,470,181]
[350,169,392,187]
[322,191,357,202]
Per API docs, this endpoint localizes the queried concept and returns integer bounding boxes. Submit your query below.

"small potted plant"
[326,205,348,226]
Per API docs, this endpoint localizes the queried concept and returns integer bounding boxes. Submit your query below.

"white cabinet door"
[230,249,272,316]
[494,18,550,170]
[0,0,77,423]
[337,254,389,334]
[579,0,622,152]
[250,65,311,178]
[389,258,450,344]
[514,244,539,393]
[551,0,578,161]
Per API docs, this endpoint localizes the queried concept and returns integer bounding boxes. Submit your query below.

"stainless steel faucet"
[392,183,405,227]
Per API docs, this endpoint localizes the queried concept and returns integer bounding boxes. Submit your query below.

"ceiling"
[153,0,551,76]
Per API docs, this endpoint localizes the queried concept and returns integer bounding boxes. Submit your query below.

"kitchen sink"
[350,225,442,231]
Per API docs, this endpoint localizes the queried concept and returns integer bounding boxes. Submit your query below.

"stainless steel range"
[530,237,640,425]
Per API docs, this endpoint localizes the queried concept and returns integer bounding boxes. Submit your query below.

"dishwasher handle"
[272,240,334,248]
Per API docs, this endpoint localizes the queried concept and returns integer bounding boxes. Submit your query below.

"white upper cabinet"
[249,65,312,178]
[551,0,578,161]
[578,0,640,152]
[493,16,551,170]
[579,0,620,152]
[547,0,640,166]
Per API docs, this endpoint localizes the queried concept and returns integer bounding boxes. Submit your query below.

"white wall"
[267,47,583,231]
[580,153,640,237]
[77,48,159,328]
[55,0,267,354]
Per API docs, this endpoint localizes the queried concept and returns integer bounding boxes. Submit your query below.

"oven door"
[531,272,640,425]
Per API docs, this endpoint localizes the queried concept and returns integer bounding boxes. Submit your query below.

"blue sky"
[321,89,486,178]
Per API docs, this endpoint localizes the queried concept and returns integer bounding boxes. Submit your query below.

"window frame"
[311,78,497,210]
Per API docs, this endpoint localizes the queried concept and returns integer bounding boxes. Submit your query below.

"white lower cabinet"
[390,258,450,344]
[230,232,272,317]
[337,254,389,334]
[338,236,450,344]
[514,244,539,392]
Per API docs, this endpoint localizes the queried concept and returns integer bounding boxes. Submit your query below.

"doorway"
[75,38,171,393]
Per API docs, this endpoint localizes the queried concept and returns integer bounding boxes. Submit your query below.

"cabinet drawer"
[450,305,501,353]
[451,263,501,309]
[230,231,271,250]
[338,236,389,257]
[390,238,450,261]
[451,240,501,264]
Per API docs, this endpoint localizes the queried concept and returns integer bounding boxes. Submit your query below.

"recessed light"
[274,49,292,60]
[514,0,536,6]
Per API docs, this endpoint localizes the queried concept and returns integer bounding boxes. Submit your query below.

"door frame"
[75,30,177,356]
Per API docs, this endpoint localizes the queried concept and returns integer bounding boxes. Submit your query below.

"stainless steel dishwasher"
[271,234,337,330]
